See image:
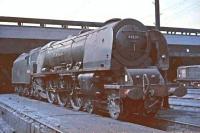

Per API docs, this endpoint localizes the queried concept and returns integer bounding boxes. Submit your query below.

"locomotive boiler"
[12,18,186,119]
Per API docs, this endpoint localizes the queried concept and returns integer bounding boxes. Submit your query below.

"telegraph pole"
[155,0,160,29]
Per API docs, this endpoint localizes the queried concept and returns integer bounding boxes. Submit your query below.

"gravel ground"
[0,117,15,133]
[0,94,166,133]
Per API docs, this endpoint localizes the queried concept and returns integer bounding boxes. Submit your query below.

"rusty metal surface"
[0,94,165,133]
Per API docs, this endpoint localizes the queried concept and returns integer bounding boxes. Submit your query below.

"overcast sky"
[0,0,199,28]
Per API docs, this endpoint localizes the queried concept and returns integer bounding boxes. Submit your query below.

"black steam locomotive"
[12,18,186,119]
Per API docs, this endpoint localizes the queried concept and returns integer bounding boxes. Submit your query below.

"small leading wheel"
[46,91,56,104]
[107,94,122,120]
[70,87,82,111]
[84,99,94,114]
[144,97,161,117]
[56,92,68,107]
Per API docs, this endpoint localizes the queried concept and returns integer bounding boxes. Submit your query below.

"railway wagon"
[177,65,200,88]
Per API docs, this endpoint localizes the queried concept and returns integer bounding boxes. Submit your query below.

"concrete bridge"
[0,16,200,57]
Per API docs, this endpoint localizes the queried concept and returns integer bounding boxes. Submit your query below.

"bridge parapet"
[0,16,200,54]
[0,16,200,36]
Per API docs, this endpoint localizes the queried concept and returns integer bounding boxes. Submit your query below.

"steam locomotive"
[12,18,186,119]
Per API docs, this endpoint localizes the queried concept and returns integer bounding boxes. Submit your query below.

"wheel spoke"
[46,91,56,104]
[57,92,68,107]
[70,88,82,111]
[107,94,121,119]
[70,96,82,111]
[84,99,94,114]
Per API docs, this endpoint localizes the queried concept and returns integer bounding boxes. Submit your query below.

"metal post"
[155,0,160,29]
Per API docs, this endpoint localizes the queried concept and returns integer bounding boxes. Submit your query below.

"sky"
[0,0,199,28]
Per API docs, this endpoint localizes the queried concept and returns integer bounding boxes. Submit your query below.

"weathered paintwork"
[12,47,41,84]
[11,18,186,119]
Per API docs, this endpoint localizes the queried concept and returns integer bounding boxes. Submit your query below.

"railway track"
[121,113,200,132]
[156,117,200,132]
[156,109,200,132]
[169,88,200,112]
